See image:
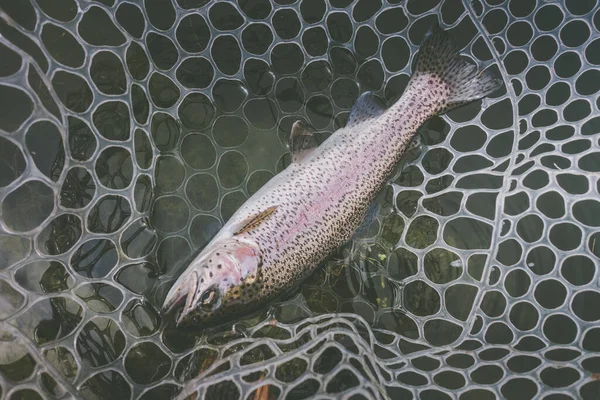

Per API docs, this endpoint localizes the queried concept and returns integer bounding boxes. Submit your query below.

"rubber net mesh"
[0,0,599,399]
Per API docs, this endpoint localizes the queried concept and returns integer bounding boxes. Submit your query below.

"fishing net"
[0,0,599,399]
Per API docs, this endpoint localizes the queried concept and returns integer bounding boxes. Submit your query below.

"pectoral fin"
[346,92,387,127]
[234,206,278,235]
[290,120,318,163]
[353,201,380,239]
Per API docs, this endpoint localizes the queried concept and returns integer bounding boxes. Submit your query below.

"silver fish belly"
[162,24,502,327]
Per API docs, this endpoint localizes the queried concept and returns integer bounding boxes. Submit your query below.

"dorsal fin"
[346,92,387,127]
[234,206,278,235]
[289,120,318,163]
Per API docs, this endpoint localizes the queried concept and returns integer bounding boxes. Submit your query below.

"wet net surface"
[0,0,599,399]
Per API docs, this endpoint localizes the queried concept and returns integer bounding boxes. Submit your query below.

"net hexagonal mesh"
[0,0,599,399]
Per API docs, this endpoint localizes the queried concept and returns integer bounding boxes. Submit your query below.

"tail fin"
[410,24,502,113]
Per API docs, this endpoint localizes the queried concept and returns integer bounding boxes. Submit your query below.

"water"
[1,0,600,399]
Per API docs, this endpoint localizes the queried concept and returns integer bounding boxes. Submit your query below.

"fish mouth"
[176,271,199,326]
[161,271,198,318]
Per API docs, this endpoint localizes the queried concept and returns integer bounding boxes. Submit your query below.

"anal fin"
[290,120,318,163]
[405,134,422,154]
[234,206,278,235]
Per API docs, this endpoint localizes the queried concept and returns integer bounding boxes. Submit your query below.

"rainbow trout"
[162,25,501,327]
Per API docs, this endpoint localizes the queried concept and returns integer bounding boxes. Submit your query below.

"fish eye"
[200,289,216,306]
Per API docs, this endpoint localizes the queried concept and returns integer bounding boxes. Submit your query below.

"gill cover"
[162,236,264,326]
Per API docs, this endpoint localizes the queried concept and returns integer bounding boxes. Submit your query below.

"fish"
[162,24,502,327]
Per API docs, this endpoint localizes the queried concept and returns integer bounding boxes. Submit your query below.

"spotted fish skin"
[162,24,502,327]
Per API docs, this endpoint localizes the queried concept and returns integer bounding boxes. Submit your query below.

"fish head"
[162,236,265,327]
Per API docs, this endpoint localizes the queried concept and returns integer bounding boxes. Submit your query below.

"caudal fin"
[411,23,502,112]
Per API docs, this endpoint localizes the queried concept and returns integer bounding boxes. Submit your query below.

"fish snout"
[161,271,198,316]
